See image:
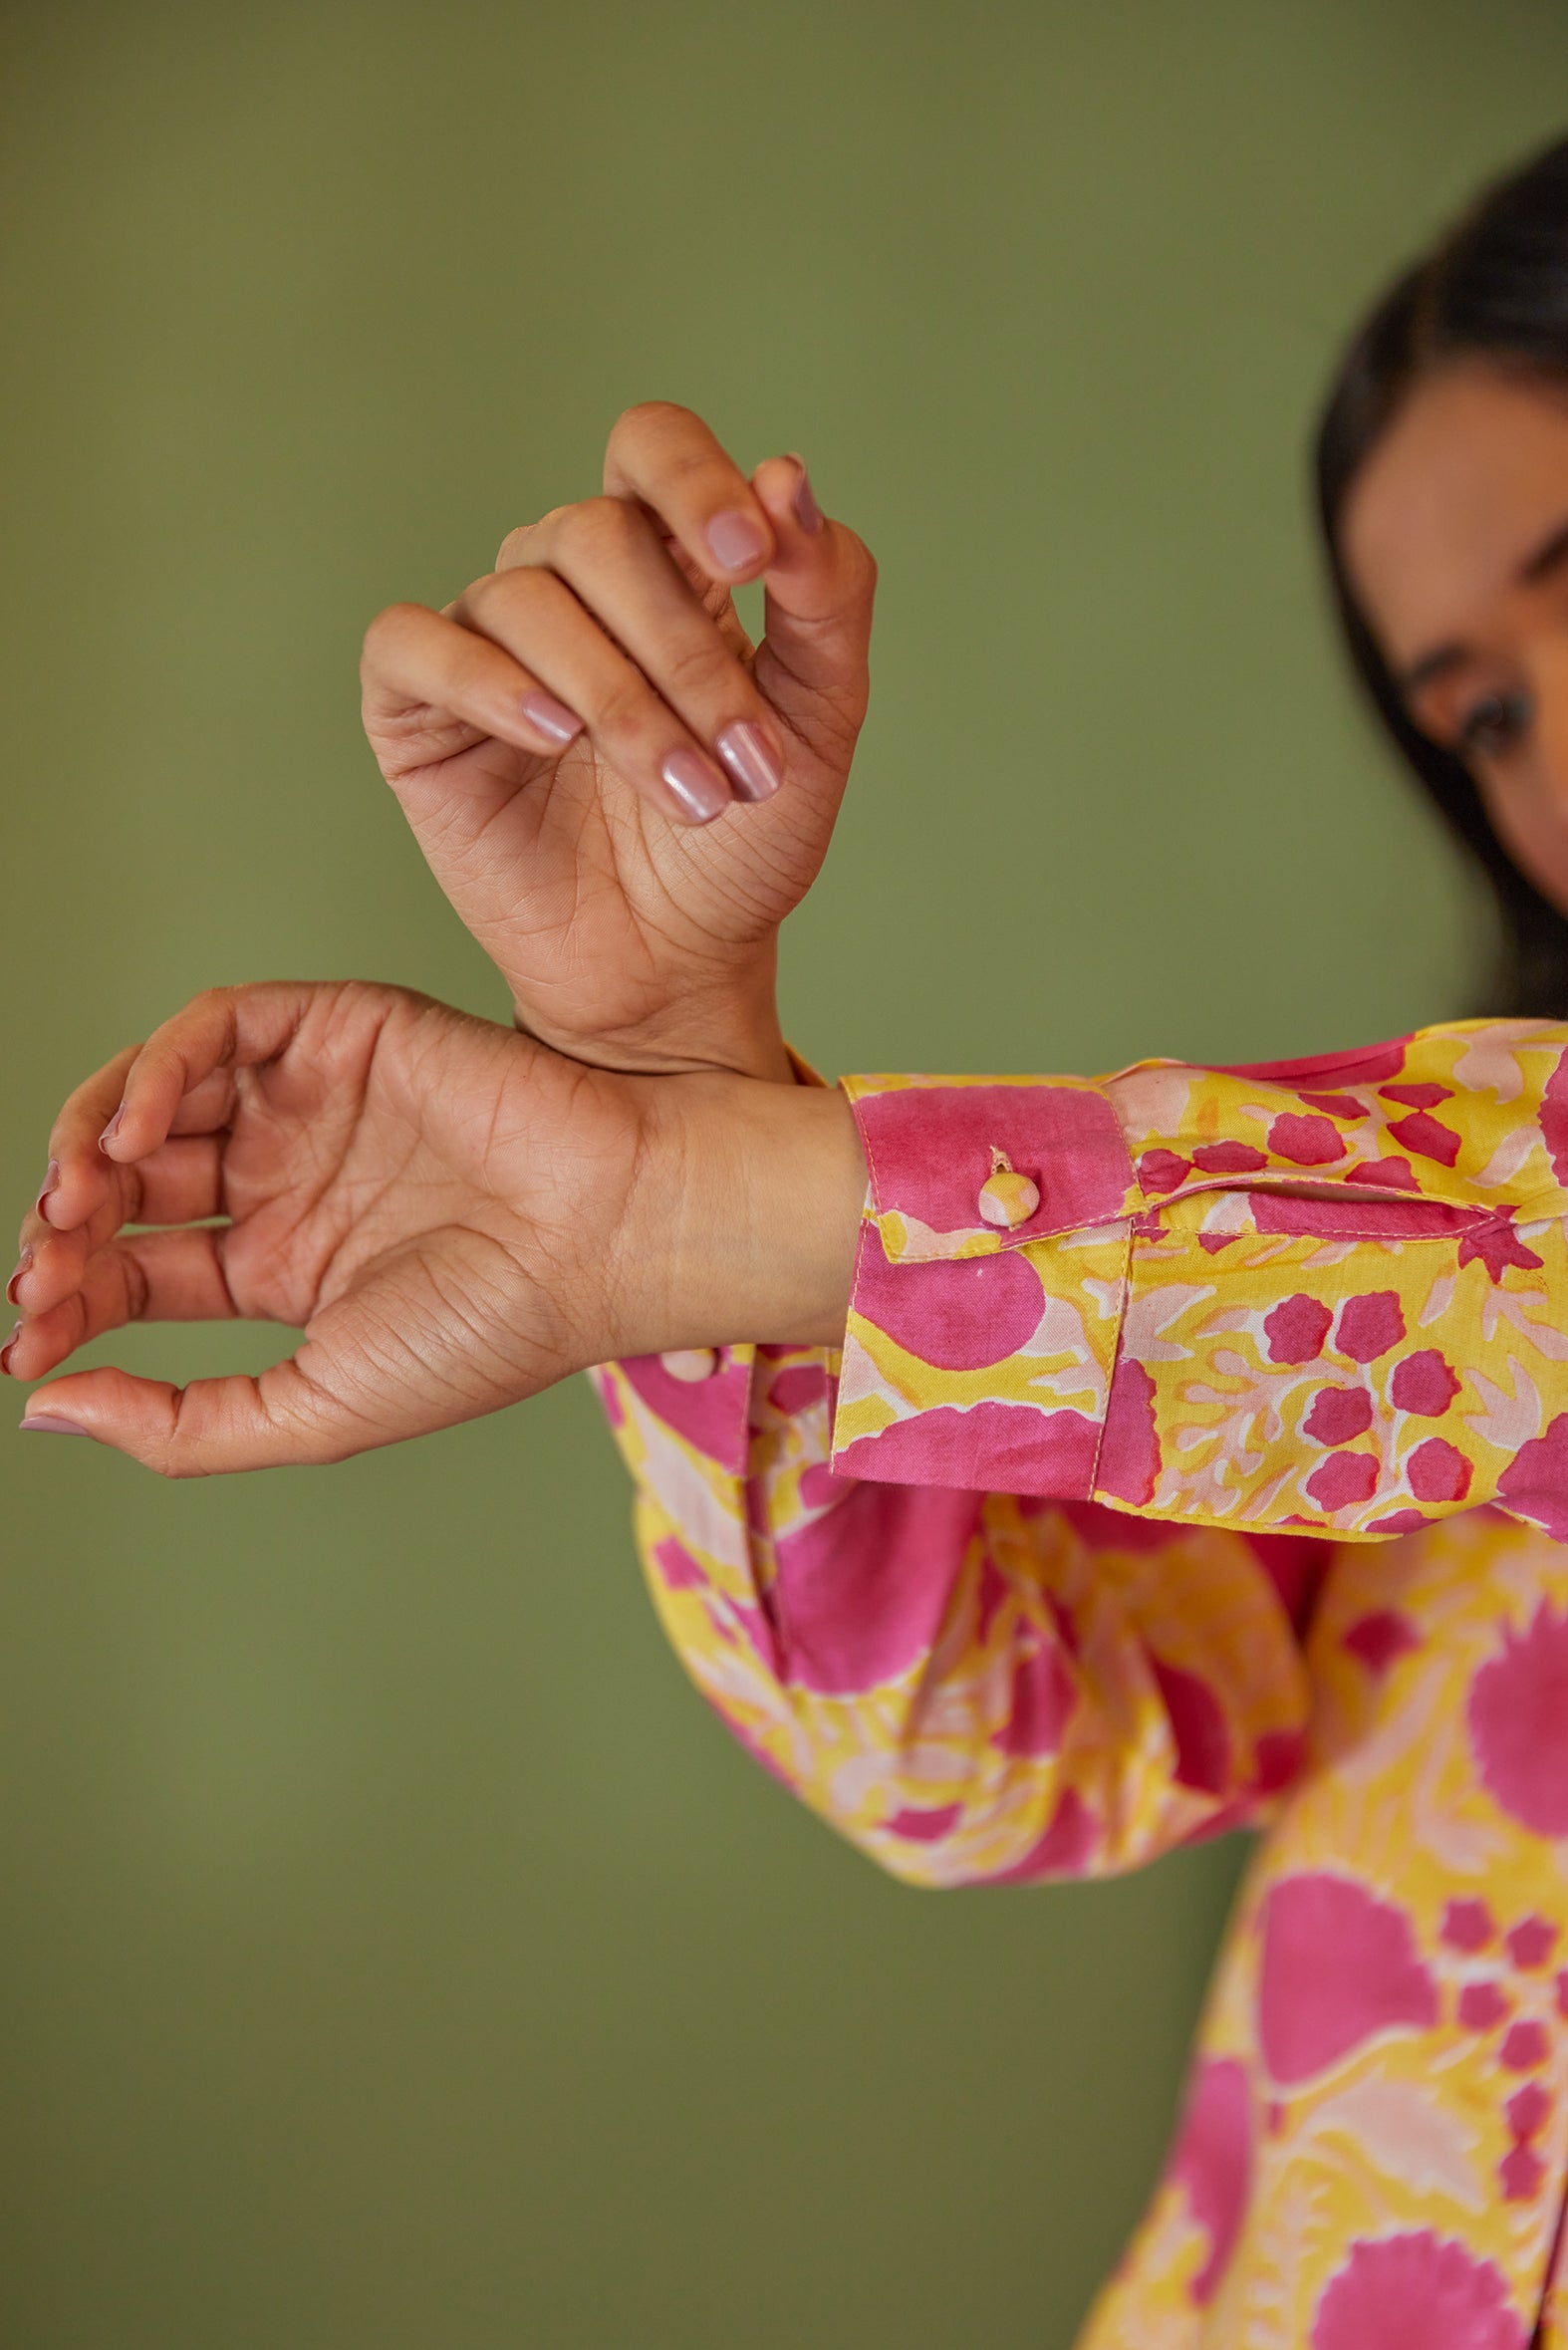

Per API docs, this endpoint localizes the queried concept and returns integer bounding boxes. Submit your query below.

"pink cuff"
[831,1075,1133,1496]
[842,1073,1136,1257]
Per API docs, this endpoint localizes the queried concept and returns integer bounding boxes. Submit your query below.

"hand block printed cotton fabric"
[596,1020,1568,2346]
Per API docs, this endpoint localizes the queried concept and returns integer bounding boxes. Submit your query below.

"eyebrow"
[1398,513,1568,692]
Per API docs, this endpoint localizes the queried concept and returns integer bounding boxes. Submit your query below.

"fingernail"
[1,1323,19,1376]
[36,1160,60,1222]
[659,750,731,825]
[715,721,784,803]
[784,453,823,536]
[704,509,768,574]
[20,1414,91,1436]
[6,1247,32,1306]
[99,1104,126,1152]
[519,689,584,747]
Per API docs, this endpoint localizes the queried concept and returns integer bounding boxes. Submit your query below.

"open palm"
[6,982,645,1472]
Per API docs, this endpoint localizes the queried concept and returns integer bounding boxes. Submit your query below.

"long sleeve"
[596,1018,1568,1889]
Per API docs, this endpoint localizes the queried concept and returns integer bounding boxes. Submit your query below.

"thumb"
[747,455,878,760]
[16,1358,381,1475]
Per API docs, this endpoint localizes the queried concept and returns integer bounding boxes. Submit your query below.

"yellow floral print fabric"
[596,1019,1568,2346]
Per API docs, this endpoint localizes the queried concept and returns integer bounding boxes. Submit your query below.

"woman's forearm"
[620,1070,868,1357]
[613,1020,1568,1545]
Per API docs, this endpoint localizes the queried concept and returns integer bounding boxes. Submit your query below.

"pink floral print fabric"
[836,1022,1568,1539]
[595,1019,1568,2345]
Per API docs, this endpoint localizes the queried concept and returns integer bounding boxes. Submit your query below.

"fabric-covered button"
[659,1347,722,1383]
[977,1147,1040,1230]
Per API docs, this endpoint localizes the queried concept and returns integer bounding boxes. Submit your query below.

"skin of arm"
[636,1066,868,1352]
[17,981,1568,1557]
[3,982,867,1471]
[8,986,1341,1908]
[10,406,881,1460]
[361,400,877,1087]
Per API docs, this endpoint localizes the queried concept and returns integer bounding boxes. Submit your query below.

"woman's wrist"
[612,1065,868,1359]
[515,945,796,1087]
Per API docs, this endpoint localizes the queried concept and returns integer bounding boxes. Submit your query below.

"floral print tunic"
[595,1018,1568,2347]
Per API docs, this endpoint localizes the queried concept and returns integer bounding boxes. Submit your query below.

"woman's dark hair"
[1316,132,1568,1016]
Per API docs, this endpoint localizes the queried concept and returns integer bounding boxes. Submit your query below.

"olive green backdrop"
[4,5,1568,2345]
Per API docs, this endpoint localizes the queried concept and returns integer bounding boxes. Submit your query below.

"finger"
[12,1197,116,1322]
[14,1266,500,1473]
[30,1041,141,1235]
[8,1215,89,1337]
[494,497,786,805]
[451,566,736,828]
[169,1069,239,1136]
[4,1241,32,1310]
[8,1139,225,1324]
[361,598,588,767]
[15,1356,371,1474]
[110,1136,225,1228]
[34,991,298,1243]
[101,984,319,1169]
[602,399,776,586]
[5,1226,240,1381]
[747,453,879,761]
[502,524,754,664]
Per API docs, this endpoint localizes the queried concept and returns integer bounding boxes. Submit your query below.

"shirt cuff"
[825,1057,1568,1530]
[830,1075,1132,1495]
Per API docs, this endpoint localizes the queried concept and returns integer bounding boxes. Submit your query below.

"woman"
[15,133,1568,2348]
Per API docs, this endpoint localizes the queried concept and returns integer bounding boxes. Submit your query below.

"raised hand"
[360,402,877,1084]
[1,983,646,1470]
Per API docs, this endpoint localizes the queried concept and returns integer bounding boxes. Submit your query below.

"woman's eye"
[1458,689,1531,759]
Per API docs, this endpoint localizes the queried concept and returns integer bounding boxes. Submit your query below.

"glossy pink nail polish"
[20,1414,91,1436]
[6,1248,32,1306]
[36,1159,60,1221]
[784,453,824,535]
[519,689,584,746]
[716,722,783,803]
[659,750,731,825]
[705,510,768,573]
[100,1105,126,1152]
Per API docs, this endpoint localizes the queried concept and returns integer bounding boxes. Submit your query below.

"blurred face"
[1341,363,1568,916]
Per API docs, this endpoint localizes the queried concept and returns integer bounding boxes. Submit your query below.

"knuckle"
[659,633,733,701]
[462,568,511,618]
[122,1248,150,1326]
[361,600,426,662]
[614,397,690,438]
[662,443,717,489]
[447,636,502,699]
[464,569,553,640]
[556,495,638,559]
[172,991,215,1038]
[493,521,534,568]
[160,1392,214,1479]
[842,532,878,591]
[590,669,656,742]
